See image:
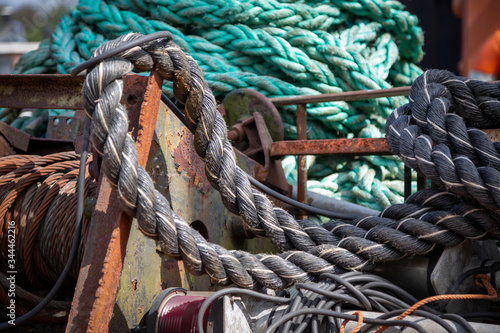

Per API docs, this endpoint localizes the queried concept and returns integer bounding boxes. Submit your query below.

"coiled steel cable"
[0,150,96,327]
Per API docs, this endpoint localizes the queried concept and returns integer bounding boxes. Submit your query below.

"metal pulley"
[219,89,290,196]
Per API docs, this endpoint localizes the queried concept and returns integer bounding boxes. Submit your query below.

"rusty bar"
[404,166,412,201]
[270,138,393,158]
[296,104,308,218]
[270,86,410,106]
[66,71,163,333]
[0,74,84,109]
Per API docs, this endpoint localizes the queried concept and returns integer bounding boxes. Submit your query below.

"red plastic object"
[157,295,211,333]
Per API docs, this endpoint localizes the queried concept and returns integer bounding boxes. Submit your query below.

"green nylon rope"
[2,0,424,211]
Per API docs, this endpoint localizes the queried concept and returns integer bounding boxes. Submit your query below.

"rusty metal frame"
[0,73,279,331]
[269,88,500,203]
[0,74,86,155]
[65,71,163,332]
[269,87,422,202]
[2,73,500,331]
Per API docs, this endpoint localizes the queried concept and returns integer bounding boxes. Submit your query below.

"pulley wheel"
[222,89,284,142]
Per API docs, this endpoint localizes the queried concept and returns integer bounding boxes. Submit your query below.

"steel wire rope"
[0,118,91,329]
[0,30,184,329]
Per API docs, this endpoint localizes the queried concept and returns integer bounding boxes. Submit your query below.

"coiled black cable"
[195,272,475,333]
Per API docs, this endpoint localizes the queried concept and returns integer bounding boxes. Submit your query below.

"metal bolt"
[230,296,242,304]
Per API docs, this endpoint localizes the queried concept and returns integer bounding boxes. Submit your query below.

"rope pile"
[75,33,500,290]
[0,0,425,210]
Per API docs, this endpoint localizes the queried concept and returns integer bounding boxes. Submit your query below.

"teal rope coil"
[2,0,424,211]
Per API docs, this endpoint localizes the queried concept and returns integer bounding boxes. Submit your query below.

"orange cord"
[375,274,499,333]
[339,311,364,333]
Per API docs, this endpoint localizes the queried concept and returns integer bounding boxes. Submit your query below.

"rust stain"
[270,138,393,158]
[0,74,84,109]
[172,126,212,193]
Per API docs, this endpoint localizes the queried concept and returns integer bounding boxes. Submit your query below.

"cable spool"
[0,152,96,323]
[147,288,212,333]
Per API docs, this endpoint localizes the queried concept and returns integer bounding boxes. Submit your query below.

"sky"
[0,0,77,9]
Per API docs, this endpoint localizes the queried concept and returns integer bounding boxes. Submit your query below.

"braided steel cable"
[77,33,500,290]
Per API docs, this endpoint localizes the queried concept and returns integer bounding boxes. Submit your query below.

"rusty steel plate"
[0,74,84,109]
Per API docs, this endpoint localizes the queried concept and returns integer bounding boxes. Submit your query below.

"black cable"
[160,91,365,220]
[361,309,456,333]
[363,290,416,311]
[440,313,476,333]
[438,262,500,311]
[264,308,428,333]
[247,174,364,219]
[70,31,173,76]
[196,288,291,333]
[287,287,326,333]
[160,94,188,128]
[0,117,91,329]
[461,312,500,322]
[282,281,335,333]
[319,273,373,309]
[279,273,438,333]
[294,283,364,309]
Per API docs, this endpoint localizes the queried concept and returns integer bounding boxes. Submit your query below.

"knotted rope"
[2,0,424,210]
[79,33,500,290]
[386,69,500,213]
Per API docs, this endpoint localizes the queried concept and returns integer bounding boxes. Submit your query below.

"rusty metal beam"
[0,74,84,109]
[296,104,308,218]
[270,138,393,158]
[66,71,163,333]
[270,86,410,106]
